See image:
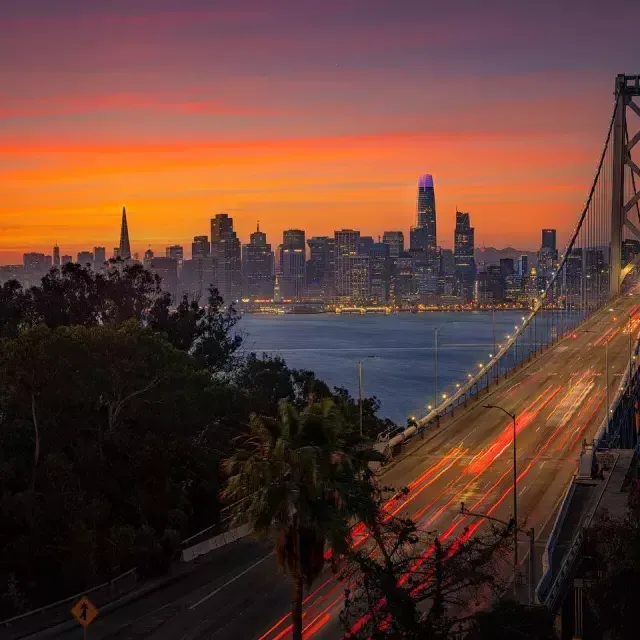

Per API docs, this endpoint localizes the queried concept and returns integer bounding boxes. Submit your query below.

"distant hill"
[475,246,537,266]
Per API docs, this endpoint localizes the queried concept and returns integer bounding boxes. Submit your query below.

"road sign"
[71,595,98,628]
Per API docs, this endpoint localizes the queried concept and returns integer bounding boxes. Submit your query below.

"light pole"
[358,355,376,437]
[461,503,535,604]
[435,322,458,408]
[484,403,518,595]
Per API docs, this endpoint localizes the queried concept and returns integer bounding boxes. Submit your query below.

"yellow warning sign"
[71,595,98,628]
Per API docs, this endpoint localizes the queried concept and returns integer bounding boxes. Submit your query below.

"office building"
[93,247,106,270]
[369,242,392,304]
[415,260,439,303]
[440,249,455,276]
[279,229,305,301]
[346,254,370,302]
[334,229,360,300]
[504,274,524,304]
[53,245,60,267]
[210,213,242,302]
[565,248,583,306]
[166,245,184,265]
[306,236,334,300]
[192,236,210,260]
[23,253,49,285]
[519,254,529,277]
[382,231,404,258]
[181,258,216,303]
[77,251,94,267]
[150,257,178,300]
[358,236,374,255]
[0,265,24,285]
[500,258,515,277]
[143,248,154,269]
[242,223,274,300]
[454,211,476,302]
[542,229,557,252]
[623,239,640,266]
[211,213,233,245]
[476,265,504,304]
[416,174,437,249]
[119,207,131,260]
[393,252,416,304]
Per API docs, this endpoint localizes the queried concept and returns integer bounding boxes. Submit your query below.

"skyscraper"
[119,207,131,260]
[53,245,60,267]
[334,229,360,300]
[416,174,437,248]
[306,237,334,300]
[166,245,184,266]
[369,242,392,303]
[77,251,93,267]
[192,236,210,260]
[542,229,557,252]
[93,247,106,269]
[242,223,274,300]
[382,231,404,258]
[210,213,242,302]
[150,257,178,300]
[280,229,306,300]
[538,229,558,281]
[519,254,529,277]
[454,211,475,302]
[358,236,374,255]
[210,213,233,246]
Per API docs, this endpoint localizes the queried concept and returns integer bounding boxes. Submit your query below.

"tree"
[466,600,557,640]
[30,262,102,328]
[191,286,243,373]
[0,323,227,616]
[583,497,640,640]
[223,399,373,640]
[0,279,30,339]
[340,489,514,640]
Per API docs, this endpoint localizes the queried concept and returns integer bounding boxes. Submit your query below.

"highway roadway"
[40,293,640,640]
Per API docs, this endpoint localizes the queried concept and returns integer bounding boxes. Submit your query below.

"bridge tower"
[610,74,640,296]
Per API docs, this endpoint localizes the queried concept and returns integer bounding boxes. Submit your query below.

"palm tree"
[224,398,370,640]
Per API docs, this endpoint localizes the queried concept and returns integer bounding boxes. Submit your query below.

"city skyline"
[2,1,639,263]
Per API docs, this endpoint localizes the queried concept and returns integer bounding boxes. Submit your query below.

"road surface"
[41,294,640,640]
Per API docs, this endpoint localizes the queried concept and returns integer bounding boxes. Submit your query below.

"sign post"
[71,595,98,637]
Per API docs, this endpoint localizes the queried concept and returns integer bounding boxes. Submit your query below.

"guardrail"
[0,568,137,634]
[540,453,620,612]
[536,476,577,602]
[0,497,251,633]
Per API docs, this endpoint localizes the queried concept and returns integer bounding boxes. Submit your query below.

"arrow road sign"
[71,595,98,628]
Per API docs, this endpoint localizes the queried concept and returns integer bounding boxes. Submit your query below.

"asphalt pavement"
[37,294,640,640]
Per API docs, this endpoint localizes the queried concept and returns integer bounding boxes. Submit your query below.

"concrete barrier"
[536,476,576,601]
[181,523,252,562]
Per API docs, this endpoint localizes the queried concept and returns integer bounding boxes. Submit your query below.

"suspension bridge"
[4,74,640,640]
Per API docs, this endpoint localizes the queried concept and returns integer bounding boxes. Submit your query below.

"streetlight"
[434,322,458,409]
[484,403,518,596]
[460,502,535,604]
[358,355,376,437]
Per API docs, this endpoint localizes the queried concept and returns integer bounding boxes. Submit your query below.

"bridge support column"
[611,74,640,296]
[610,77,626,298]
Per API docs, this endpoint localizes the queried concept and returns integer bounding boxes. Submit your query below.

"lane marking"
[189,552,274,610]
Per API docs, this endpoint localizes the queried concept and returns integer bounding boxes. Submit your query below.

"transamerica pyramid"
[119,206,131,259]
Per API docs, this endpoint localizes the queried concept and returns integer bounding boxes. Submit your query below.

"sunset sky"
[1,0,639,263]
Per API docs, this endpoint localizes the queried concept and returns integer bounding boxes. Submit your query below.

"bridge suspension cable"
[415,74,640,432]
